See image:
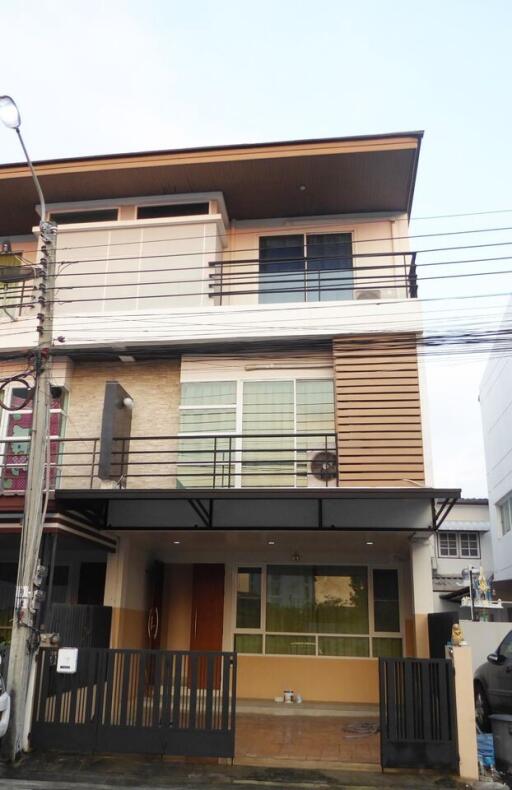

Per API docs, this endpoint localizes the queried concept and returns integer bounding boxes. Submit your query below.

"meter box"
[56,647,78,674]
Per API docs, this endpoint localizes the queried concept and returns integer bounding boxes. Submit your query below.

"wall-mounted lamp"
[122,397,134,410]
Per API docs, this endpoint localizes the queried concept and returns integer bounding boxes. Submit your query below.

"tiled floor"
[235,713,380,765]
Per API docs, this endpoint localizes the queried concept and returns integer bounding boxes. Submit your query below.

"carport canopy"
[56,487,460,533]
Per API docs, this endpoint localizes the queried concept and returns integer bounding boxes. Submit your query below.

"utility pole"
[0,96,57,760]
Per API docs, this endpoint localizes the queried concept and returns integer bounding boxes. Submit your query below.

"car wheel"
[475,683,491,732]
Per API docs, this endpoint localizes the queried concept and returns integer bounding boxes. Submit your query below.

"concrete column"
[449,645,479,782]
[104,536,149,648]
[409,536,434,657]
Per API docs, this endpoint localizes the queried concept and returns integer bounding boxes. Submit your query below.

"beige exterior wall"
[220,215,410,306]
[61,359,180,489]
[237,656,378,703]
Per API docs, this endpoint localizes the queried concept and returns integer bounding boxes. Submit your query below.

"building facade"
[0,132,459,706]
[480,305,512,605]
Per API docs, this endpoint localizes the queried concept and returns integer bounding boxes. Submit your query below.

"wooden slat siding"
[333,334,425,487]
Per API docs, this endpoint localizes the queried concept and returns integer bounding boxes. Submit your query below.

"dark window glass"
[259,235,305,304]
[77,563,107,605]
[50,565,70,604]
[236,568,261,628]
[51,209,118,225]
[373,569,400,632]
[0,563,17,584]
[137,203,209,220]
[306,233,353,301]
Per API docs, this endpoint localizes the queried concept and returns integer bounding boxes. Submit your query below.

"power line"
[50,222,512,257]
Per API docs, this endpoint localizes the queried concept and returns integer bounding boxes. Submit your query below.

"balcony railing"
[209,251,417,305]
[0,432,339,492]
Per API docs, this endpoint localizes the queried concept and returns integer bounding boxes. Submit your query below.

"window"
[499,495,512,536]
[0,385,67,492]
[459,533,480,558]
[438,533,458,557]
[259,233,353,304]
[234,565,402,659]
[50,209,118,224]
[177,378,335,488]
[438,532,480,558]
[137,202,209,220]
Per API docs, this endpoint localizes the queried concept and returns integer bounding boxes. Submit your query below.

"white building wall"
[480,306,512,583]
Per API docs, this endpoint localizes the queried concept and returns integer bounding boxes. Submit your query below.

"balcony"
[209,251,417,306]
[1,432,339,492]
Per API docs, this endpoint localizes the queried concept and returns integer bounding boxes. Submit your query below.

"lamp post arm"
[15,128,46,221]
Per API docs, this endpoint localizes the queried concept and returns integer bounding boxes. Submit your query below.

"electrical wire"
[47,222,512,257]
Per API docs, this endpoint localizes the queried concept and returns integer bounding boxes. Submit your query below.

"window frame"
[178,376,335,488]
[437,531,480,559]
[0,382,68,492]
[258,231,354,304]
[499,495,512,537]
[232,563,404,660]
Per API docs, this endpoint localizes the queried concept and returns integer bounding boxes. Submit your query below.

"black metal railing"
[0,432,339,491]
[209,251,417,305]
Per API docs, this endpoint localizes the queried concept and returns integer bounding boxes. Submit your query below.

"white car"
[0,652,10,739]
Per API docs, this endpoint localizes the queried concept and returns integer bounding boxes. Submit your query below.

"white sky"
[2,0,512,496]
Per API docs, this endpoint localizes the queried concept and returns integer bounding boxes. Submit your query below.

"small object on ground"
[283,689,293,703]
[294,693,303,703]
[274,695,284,703]
[477,732,495,770]
[342,720,380,738]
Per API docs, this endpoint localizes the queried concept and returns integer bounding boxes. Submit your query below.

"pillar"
[103,536,149,648]
[409,535,434,657]
[449,645,479,781]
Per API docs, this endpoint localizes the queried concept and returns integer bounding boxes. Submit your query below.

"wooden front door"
[190,564,225,651]
[190,564,225,688]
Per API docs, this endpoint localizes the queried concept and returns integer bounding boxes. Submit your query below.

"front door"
[190,564,225,651]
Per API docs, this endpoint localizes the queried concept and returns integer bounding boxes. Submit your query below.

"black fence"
[47,605,112,649]
[31,648,237,759]
[379,657,458,771]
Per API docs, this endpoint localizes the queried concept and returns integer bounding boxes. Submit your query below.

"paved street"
[0,756,466,790]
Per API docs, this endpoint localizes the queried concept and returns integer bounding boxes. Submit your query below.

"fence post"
[447,644,479,782]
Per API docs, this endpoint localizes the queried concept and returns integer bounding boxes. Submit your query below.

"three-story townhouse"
[0,133,459,725]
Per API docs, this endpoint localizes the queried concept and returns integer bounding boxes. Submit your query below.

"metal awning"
[56,487,460,533]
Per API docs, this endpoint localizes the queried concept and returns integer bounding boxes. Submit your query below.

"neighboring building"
[0,132,460,709]
[430,498,494,614]
[480,303,512,605]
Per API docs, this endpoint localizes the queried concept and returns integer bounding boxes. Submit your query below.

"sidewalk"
[0,752,486,789]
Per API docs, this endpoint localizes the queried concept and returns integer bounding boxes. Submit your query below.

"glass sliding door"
[306,233,353,301]
[259,235,305,304]
[242,381,295,486]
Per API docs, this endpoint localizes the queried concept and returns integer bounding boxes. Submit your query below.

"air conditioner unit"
[307,450,338,488]
[355,288,381,300]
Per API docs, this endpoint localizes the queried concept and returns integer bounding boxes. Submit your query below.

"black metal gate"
[379,657,458,771]
[31,648,237,758]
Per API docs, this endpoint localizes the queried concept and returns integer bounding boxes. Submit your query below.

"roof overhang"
[0,505,116,550]
[56,486,459,533]
[0,131,423,236]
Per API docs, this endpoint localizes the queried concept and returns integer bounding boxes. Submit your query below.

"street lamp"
[0,95,46,221]
[0,95,57,761]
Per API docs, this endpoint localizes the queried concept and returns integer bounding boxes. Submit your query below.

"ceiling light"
[267,540,275,545]
[299,184,307,192]
[173,540,180,545]
[366,541,374,545]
